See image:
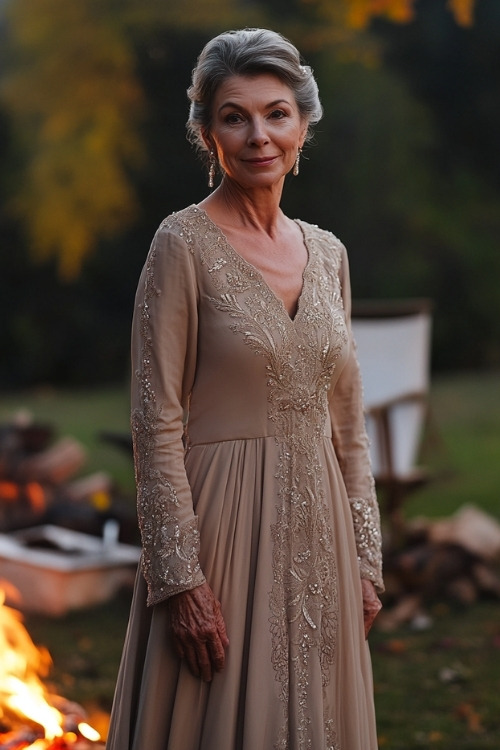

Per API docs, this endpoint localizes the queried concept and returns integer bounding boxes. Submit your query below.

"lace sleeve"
[329,245,384,592]
[131,222,206,606]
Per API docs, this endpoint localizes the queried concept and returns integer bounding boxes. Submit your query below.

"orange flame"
[0,589,101,747]
[0,481,46,511]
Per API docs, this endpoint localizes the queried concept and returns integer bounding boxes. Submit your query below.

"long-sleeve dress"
[106,204,384,750]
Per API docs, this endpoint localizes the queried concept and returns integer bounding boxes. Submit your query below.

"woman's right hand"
[169,581,229,682]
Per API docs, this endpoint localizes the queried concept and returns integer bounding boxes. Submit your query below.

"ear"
[299,121,308,149]
[201,129,214,153]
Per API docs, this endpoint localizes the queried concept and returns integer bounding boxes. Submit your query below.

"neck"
[200,176,286,237]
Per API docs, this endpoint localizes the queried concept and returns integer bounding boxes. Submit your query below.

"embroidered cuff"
[349,496,384,592]
[141,515,206,606]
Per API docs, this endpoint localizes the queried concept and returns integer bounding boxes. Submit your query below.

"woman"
[107,28,383,750]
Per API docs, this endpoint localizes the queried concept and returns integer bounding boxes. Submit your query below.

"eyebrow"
[218,98,291,114]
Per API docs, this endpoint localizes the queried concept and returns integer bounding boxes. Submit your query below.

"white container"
[0,525,140,616]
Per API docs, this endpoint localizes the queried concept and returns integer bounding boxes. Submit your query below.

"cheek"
[216,149,236,172]
[213,133,240,160]
[279,123,305,148]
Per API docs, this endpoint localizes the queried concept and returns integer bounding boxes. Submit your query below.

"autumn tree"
[0,0,477,278]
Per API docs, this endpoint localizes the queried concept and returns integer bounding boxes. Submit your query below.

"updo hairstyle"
[186,28,323,156]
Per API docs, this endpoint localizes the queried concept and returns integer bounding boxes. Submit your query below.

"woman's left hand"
[361,579,382,639]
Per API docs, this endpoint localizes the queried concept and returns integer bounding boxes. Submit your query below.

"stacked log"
[378,504,500,630]
[0,416,135,542]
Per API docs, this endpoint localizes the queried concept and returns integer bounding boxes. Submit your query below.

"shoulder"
[138,206,203,295]
[143,205,205,273]
[154,204,208,252]
[296,219,348,271]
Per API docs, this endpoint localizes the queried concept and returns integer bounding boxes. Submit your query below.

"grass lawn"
[405,369,500,520]
[371,599,500,748]
[1,370,499,746]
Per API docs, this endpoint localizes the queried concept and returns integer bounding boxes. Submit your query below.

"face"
[205,73,308,189]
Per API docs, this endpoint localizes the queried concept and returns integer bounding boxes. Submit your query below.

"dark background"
[1,0,499,387]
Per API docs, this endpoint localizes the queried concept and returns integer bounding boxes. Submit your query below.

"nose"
[247,117,269,147]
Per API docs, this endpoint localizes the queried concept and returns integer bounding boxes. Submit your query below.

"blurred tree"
[1,0,146,279]
[0,0,496,386]
[0,0,266,279]
[0,0,477,278]
[298,0,476,30]
[370,0,500,368]
[447,0,476,26]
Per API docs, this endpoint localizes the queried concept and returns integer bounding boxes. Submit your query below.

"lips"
[244,156,278,166]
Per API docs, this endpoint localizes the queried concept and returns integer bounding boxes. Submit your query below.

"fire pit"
[0,525,140,616]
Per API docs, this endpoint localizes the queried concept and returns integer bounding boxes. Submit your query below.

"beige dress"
[106,205,383,750]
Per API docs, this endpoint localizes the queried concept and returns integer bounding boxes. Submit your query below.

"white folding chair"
[352,299,432,535]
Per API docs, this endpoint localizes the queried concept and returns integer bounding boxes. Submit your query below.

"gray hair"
[186,28,323,155]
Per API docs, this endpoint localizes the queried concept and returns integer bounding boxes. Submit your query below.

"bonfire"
[0,589,102,749]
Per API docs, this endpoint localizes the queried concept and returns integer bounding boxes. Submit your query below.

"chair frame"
[352,299,433,541]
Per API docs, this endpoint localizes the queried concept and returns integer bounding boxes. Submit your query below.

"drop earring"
[293,148,302,177]
[208,150,216,188]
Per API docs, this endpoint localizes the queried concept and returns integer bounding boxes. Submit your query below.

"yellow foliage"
[346,0,415,28]
[2,0,144,279]
[1,0,263,279]
[344,0,476,27]
[298,0,476,34]
[0,0,478,278]
[447,0,475,26]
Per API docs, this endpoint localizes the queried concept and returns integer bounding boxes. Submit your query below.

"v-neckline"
[195,206,312,323]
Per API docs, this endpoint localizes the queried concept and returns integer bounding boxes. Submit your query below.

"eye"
[269,109,287,119]
[224,112,244,124]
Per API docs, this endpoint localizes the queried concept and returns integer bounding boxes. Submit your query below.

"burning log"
[0,733,105,749]
[0,416,136,542]
[0,728,41,749]
[0,423,85,533]
[0,590,104,748]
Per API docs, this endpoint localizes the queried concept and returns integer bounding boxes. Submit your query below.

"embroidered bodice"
[131,205,383,608]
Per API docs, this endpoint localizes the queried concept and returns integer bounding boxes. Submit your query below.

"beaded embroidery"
[132,228,205,606]
[168,207,348,749]
[135,205,383,747]
[350,492,383,585]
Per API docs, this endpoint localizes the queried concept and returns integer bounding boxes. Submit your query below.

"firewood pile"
[378,504,500,630]
[0,415,136,543]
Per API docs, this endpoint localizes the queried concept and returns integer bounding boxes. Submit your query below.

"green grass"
[371,600,500,748]
[1,371,500,746]
[405,370,500,520]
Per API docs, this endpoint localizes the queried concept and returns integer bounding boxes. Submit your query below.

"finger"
[207,633,226,672]
[184,643,201,678]
[364,613,374,638]
[173,637,185,660]
[364,602,382,638]
[215,607,229,648]
[364,601,382,617]
[364,610,376,638]
[196,642,213,682]
[170,620,188,660]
